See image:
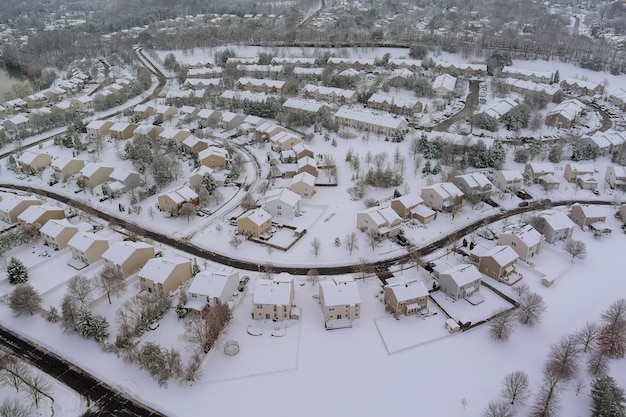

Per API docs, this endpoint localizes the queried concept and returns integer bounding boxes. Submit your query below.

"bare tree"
[587,350,609,377]
[310,237,322,257]
[0,398,31,417]
[501,370,530,406]
[179,202,196,225]
[367,232,380,252]
[513,282,530,297]
[353,257,375,280]
[598,299,626,359]
[575,322,600,353]
[182,314,212,353]
[482,400,513,417]
[529,368,564,417]
[307,269,320,286]
[545,334,580,381]
[489,308,516,341]
[0,354,27,391]
[344,232,359,255]
[94,263,125,304]
[8,284,42,316]
[262,263,274,280]
[240,192,256,211]
[229,233,243,248]
[517,292,547,326]
[183,352,203,383]
[564,239,587,263]
[24,373,52,409]
[66,275,94,306]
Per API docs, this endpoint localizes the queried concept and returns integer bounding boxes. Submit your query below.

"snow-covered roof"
[283,98,325,112]
[423,182,464,198]
[198,146,228,160]
[385,276,429,302]
[303,84,356,99]
[501,66,552,79]
[393,193,423,208]
[188,267,239,298]
[244,208,272,226]
[297,156,317,170]
[253,273,293,305]
[320,277,361,306]
[455,172,492,189]
[441,264,482,286]
[359,206,401,226]
[17,205,64,223]
[80,163,113,177]
[17,151,48,165]
[0,195,40,212]
[264,188,301,207]
[496,169,523,181]
[102,241,153,264]
[482,245,518,265]
[67,231,108,251]
[432,73,457,92]
[39,218,76,238]
[109,168,139,183]
[501,224,543,246]
[368,93,419,109]
[480,98,517,119]
[571,203,606,218]
[291,172,316,187]
[538,211,576,230]
[236,77,285,89]
[138,256,190,283]
[547,99,585,121]
[526,162,555,175]
[335,107,407,130]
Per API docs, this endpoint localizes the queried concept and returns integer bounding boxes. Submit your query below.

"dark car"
[518,201,530,207]
[394,233,410,246]
[517,189,533,200]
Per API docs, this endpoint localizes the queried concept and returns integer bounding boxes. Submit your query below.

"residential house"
[252,273,296,321]
[569,203,606,229]
[327,57,375,70]
[17,205,65,228]
[605,165,626,190]
[237,208,272,238]
[182,136,210,154]
[383,276,429,316]
[560,78,604,96]
[0,195,41,224]
[319,277,361,327]
[159,128,191,144]
[270,131,302,152]
[282,98,329,115]
[109,122,138,140]
[297,156,318,177]
[79,163,115,189]
[581,131,626,157]
[453,173,493,201]
[235,78,285,94]
[257,122,286,139]
[138,256,193,296]
[39,218,78,250]
[473,245,520,283]
[132,124,162,140]
[545,99,585,129]
[492,169,523,192]
[334,107,408,137]
[525,162,555,181]
[292,143,314,160]
[388,58,423,71]
[198,146,229,169]
[197,109,221,127]
[17,152,51,174]
[264,188,301,220]
[367,93,422,116]
[421,182,464,212]
[106,168,141,195]
[438,264,483,303]
[102,241,155,278]
[564,162,594,183]
[67,232,109,267]
[189,165,226,189]
[133,103,155,119]
[157,186,199,213]
[220,111,245,130]
[3,114,30,133]
[187,267,240,310]
[391,193,424,218]
[432,74,457,97]
[498,224,544,260]
[154,105,178,121]
[290,172,316,198]
[178,105,199,123]
[476,98,517,122]
[51,157,85,180]
[70,95,94,113]
[184,78,223,92]
[86,120,114,140]
[356,206,402,238]
[501,66,553,84]
[302,84,357,106]
[534,210,576,243]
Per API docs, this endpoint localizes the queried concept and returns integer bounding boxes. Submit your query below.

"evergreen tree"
[202,173,217,195]
[591,376,626,417]
[76,309,110,344]
[6,257,28,285]
[488,140,507,169]
[553,70,560,84]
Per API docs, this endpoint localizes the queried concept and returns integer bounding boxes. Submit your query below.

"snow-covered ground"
[1,46,626,416]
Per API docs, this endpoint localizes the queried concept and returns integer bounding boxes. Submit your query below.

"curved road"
[0,326,165,417]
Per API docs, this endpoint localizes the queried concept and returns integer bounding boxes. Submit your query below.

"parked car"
[517,189,533,200]
[518,201,530,207]
[394,233,410,246]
